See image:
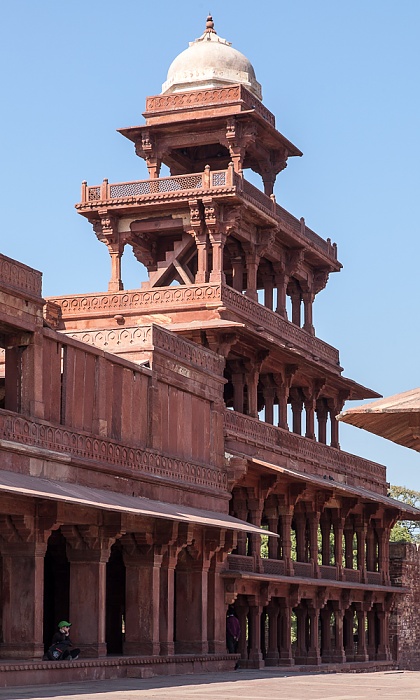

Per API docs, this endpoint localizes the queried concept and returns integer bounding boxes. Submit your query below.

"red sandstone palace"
[0,16,418,686]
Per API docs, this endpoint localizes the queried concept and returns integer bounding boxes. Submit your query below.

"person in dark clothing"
[226,607,240,654]
[47,620,80,661]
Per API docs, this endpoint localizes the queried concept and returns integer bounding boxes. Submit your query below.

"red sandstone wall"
[389,542,420,669]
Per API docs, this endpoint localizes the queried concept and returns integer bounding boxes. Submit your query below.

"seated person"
[46,620,80,661]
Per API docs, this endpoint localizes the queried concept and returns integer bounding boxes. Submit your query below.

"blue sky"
[1,1,419,489]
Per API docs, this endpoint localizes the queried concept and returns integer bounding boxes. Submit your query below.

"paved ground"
[0,669,419,700]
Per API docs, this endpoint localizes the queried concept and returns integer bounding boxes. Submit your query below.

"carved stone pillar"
[231,364,245,414]
[366,527,376,572]
[367,608,376,660]
[278,600,294,664]
[289,388,303,436]
[303,391,316,440]
[354,605,369,661]
[0,538,47,659]
[245,250,259,302]
[344,526,355,570]
[174,537,212,654]
[63,524,118,657]
[320,515,331,566]
[333,517,344,575]
[294,605,308,664]
[263,272,274,310]
[262,377,276,425]
[308,513,320,577]
[307,602,321,664]
[289,285,302,327]
[194,232,209,284]
[316,399,328,444]
[355,523,367,582]
[159,548,177,656]
[231,256,244,292]
[208,231,227,284]
[265,601,280,665]
[302,290,315,336]
[273,264,288,318]
[294,512,306,563]
[108,242,124,292]
[320,606,332,662]
[344,607,355,661]
[267,513,279,559]
[279,507,294,575]
[247,598,264,667]
[206,530,235,654]
[331,604,346,663]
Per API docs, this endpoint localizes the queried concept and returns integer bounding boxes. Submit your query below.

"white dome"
[161,16,262,101]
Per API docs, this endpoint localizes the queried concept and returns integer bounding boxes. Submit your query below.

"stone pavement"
[0,669,419,700]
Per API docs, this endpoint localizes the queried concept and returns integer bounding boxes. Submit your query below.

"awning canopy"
[0,469,276,536]
[242,456,420,519]
[338,387,420,452]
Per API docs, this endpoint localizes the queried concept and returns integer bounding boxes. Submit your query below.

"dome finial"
[205,14,217,34]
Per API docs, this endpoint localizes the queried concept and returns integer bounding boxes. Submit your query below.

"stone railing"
[224,410,387,493]
[145,84,276,127]
[78,167,336,261]
[49,283,340,371]
[220,285,340,368]
[241,178,338,260]
[0,253,42,299]
[225,555,383,587]
[0,409,228,493]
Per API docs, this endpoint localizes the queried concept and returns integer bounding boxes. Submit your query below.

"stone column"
[174,540,211,654]
[121,536,163,656]
[108,242,124,292]
[333,517,344,576]
[308,513,320,577]
[344,607,355,661]
[294,605,308,664]
[0,540,47,659]
[274,378,289,430]
[331,605,346,663]
[344,526,355,571]
[354,605,369,661]
[265,602,280,665]
[236,600,249,663]
[367,608,377,660]
[316,399,328,444]
[245,363,260,419]
[290,286,302,327]
[194,232,209,284]
[231,256,244,292]
[320,515,331,566]
[263,273,274,310]
[206,531,233,654]
[355,523,367,583]
[244,251,259,302]
[63,524,118,658]
[20,333,45,419]
[273,265,288,318]
[302,290,315,335]
[279,507,294,575]
[262,380,276,425]
[307,602,321,665]
[231,365,245,414]
[320,606,332,662]
[304,392,316,440]
[278,600,294,665]
[247,598,264,667]
[294,512,307,563]
[208,231,227,284]
[159,548,177,656]
[289,388,303,436]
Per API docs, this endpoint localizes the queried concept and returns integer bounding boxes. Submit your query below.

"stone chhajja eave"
[243,455,420,520]
[0,467,276,538]
[220,570,408,595]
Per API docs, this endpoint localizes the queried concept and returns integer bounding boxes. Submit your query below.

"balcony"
[76,167,338,263]
[224,409,387,494]
[226,554,389,588]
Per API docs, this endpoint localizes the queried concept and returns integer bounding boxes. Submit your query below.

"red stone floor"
[0,670,419,700]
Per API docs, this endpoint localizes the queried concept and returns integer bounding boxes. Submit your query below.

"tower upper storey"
[161,15,262,102]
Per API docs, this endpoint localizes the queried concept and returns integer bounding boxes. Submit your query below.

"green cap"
[58,620,71,628]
